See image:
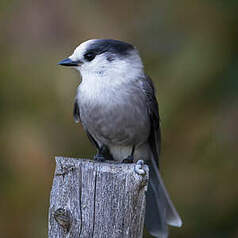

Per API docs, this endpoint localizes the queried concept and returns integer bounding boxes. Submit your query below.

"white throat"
[75,48,145,104]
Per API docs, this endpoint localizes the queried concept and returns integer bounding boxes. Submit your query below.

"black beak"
[57,58,81,66]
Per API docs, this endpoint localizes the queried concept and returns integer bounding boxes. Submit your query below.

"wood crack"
[78,166,83,237]
[92,167,98,238]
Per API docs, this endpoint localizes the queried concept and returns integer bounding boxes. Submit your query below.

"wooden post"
[48,157,149,238]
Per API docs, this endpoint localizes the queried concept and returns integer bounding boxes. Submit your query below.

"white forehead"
[69,39,97,61]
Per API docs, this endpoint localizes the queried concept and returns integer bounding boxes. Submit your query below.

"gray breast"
[78,82,150,147]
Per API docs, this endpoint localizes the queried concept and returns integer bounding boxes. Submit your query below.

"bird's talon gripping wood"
[94,154,106,162]
[122,155,134,163]
[134,160,146,175]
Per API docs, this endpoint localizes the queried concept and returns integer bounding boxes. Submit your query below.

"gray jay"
[58,39,182,238]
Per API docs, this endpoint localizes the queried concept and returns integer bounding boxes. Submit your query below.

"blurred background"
[0,0,238,237]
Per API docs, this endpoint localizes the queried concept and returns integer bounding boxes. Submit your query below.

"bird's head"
[58,39,144,81]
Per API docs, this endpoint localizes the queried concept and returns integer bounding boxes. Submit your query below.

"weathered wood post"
[48,157,149,238]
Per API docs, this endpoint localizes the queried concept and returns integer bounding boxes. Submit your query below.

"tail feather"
[145,157,182,238]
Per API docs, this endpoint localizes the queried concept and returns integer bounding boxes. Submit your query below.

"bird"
[58,39,182,238]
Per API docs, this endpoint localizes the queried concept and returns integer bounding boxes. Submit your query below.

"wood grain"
[48,157,149,238]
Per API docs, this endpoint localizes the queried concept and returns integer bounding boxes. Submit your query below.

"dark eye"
[84,52,96,61]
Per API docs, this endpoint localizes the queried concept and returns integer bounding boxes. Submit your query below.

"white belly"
[77,76,150,152]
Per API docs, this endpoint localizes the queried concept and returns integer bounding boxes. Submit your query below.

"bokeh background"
[1,0,238,237]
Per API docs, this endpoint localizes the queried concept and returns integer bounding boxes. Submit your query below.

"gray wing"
[142,74,161,164]
[73,98,100,150]
[73,99,80,123]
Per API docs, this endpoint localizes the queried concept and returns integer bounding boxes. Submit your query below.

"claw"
[134,160,146,175]
[94,154,106,162]
[122,155,134,163]
[94,144,113,162]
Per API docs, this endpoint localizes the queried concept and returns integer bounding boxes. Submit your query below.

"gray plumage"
[58,39,182,238]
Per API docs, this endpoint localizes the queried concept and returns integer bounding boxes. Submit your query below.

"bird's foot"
[94,145,113,162]
[122,155,134,163]
[134,160,146,175]
[94,153,106,162]
[100,145,113,161]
